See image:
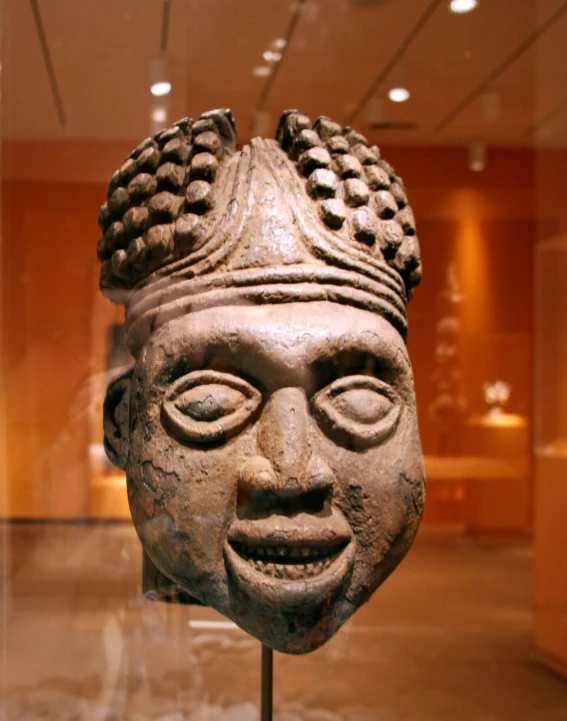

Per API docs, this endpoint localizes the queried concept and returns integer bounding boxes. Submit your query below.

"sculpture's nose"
[238,388,334,506]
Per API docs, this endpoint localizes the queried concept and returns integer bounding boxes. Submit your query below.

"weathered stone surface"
[108,187,130,218]
[351,207,378,244]
[148,191,184,224]
[162,138,190,165]
[319,198,346,229]
[136,146,161,173]
[145,223,174,259]
[298,147,331,176]
[98,109,424,656]
[374,189,398,219]
[190,152,219,182]
[131,136,157,158]
[295,128,321,152]
[127,173,157,201]
[127,236,146,269]
[390,180,408,209]
[185,180,214,214]
[174,213,206,254]
[313,116,342,141]
[344,177,370,207]
[327,136,350,155]
[119,157,137,184]
[123,206,149,237]
[365,165,390,191]
[335,154,363,179]
[377,218,404,256]
[193,131,222,157]
[351,143,377,166]
[307,168,338,199]
[98,221,125,259]
[344,129,369,147]
[156,161,185,191]
[156,125,183,144]
[396,205,416,235]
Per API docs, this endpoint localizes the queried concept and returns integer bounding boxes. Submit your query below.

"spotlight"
[469,140,486,171]
[388,87,410,103]
[150,57,171,97]
[388,66,410,103]
[449,0,477,13]
[151,82,171,97]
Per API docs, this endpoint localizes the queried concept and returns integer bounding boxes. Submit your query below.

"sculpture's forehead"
[144,302,410,371]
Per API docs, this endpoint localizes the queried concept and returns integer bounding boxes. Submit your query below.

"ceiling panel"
[265,0,433,127]
[2,0,566,149]
[179,0,296,142]
[2,0,62,138]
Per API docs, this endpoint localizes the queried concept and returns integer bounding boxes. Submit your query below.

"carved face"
[107,301,424,653]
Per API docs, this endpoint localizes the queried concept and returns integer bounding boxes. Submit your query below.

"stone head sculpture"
[98,109,425,654]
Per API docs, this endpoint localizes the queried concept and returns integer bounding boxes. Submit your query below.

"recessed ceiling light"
[388,87,410,103]
[450,0,478,13]
[150,81,171,97]
[272,38,287,51]
[253,65,271,78]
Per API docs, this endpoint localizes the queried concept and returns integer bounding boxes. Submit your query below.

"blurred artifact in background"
[98,108,425,653]
[429,265,467,455]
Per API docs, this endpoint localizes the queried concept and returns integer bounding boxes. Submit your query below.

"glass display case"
[2,0,567,718]
[534,234,567,677]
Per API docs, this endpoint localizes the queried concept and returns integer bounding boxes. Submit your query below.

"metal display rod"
[261,644,273,721]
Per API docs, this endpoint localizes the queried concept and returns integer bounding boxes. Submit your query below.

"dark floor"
[1,523,566,721]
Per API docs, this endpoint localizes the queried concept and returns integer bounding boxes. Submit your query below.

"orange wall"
[1,179,105,517]
[389,146,537,455]
[533,147,567,676]
[1,143,537,518]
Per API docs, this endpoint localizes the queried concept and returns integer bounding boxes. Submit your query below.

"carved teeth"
[235,541,345,579]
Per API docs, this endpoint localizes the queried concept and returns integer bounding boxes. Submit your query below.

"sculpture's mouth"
[224,509,355,607]
[229,539,348,580]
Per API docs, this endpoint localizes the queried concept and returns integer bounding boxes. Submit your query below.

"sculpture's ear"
[103,368,133,471]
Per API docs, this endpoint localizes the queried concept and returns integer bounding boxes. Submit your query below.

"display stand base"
[261,644,273,721]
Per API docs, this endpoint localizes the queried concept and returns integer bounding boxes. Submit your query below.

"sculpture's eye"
[311,375,401,449]
[162,370,261,445]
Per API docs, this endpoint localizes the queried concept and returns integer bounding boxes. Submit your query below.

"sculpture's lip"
[224,511,355,607]
[228,537,349,577]
[227,508,352,546]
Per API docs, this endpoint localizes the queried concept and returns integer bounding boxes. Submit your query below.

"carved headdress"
[97,109,421,354]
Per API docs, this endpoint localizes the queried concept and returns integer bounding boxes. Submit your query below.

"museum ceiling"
[2,0,566,148]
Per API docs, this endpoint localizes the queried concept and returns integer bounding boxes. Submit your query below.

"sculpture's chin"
[221,540,356,653]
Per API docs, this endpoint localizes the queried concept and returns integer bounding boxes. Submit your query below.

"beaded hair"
[97,109,421,352]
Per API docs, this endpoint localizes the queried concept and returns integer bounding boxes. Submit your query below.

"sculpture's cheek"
[315,415,424,604]
[126,403,260,607]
